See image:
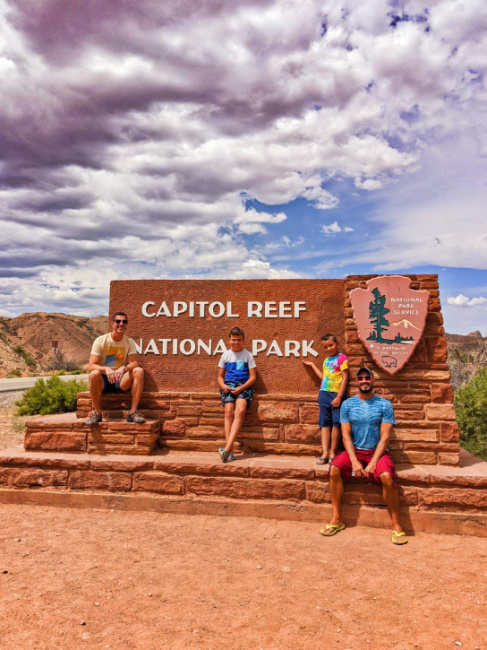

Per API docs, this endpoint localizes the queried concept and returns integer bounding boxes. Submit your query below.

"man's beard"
[358,384,373,394]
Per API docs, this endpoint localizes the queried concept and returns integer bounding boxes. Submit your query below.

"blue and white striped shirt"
[340,394,395,450]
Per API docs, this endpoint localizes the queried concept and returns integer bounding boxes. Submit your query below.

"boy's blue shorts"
[220,382,253,408]
[318,390,340,428]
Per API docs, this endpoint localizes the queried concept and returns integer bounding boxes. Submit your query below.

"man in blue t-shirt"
[320,366,408,545]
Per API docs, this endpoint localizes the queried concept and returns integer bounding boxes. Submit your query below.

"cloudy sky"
[1,0,487,334]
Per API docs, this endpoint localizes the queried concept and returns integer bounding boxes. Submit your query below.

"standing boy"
[86,311,145,425]
[303,334,349,464]
[217,327,256,463]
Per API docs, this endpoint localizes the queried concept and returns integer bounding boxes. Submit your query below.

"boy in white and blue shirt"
[217,327,256,463]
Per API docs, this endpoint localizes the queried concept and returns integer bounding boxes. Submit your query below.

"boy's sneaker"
[86,412,103,426]
[127,411,146,424]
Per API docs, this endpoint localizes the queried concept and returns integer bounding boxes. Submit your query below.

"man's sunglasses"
[114,319,128,324]
[357,375,372,382]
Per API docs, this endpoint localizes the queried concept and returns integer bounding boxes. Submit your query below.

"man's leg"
[379,472,405,538]
[120,367,144,413]
[224,398,247,454]
[328,465,344,526]
[89,370,103,414]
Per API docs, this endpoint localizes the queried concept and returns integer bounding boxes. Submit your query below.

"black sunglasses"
[357,375,372,382]
[114,319,128,324]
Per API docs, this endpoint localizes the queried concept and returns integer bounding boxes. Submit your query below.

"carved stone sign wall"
[350,275,430,374]
[109,279,345,393]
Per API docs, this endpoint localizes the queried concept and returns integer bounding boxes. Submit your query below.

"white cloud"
[0,0,487,316]
[447,294,487,308]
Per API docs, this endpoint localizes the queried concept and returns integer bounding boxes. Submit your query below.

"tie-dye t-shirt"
[91,333,137,370]
[320,353,349,393]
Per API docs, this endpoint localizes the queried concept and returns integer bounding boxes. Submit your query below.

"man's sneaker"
[127,411,146,424]
[86,412,103,426]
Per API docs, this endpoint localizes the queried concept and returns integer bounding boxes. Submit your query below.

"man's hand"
[105,366,124,383]
[351,459,364,477]
[363,460,377,479]
[231,386,242,395]
[221,384,232,394]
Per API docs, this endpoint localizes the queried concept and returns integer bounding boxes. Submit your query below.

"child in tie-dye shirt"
[303,334,349,464]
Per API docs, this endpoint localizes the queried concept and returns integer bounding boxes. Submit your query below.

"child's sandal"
[219,447,235,463]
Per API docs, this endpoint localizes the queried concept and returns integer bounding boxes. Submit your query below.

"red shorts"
[330,449,396,487]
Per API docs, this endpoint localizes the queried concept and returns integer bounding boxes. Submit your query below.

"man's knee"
[379,471,394,488]
[329,465,342,481]
[89,369,102,384]
[132,366,144,380]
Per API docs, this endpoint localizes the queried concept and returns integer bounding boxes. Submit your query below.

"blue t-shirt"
[340,394,395,450]
[218,349,256,384]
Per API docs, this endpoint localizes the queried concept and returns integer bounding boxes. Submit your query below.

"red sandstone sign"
[350,275,430,374]
[109,279,344,394]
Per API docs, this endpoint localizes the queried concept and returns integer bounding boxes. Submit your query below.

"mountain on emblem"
[350,276,430,374]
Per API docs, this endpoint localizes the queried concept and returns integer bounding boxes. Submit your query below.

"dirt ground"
[0,402,486,649]
[0,503,485,650]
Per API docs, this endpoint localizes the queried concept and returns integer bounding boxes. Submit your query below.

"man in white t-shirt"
[86,311,145,426]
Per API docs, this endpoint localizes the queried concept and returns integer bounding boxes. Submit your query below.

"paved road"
[0,374,89,393]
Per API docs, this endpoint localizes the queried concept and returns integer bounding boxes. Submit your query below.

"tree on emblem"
[368,288,390,343]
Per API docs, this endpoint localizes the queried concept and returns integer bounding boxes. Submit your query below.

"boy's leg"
[223,402,235,441]
[224,398,247,454]
[330,425,341,458]
[320,426,331,459]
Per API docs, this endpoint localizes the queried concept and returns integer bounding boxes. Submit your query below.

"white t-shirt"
[218,349,256,384]
[91,333,136,370]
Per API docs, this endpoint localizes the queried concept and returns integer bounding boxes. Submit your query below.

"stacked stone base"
[0,446,486,537]
[25,412,159,455]
[75,391,461,464]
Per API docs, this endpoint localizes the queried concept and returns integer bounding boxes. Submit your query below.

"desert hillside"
[0,313,108,378]
[446,330,487,389]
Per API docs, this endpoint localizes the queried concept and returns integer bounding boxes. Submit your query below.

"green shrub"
[24,354,37,368]
[7,368,22,378]
[56,370,66,376]
[15,376,88,416]
[455,367,487,461]
[13,344,24,356]
[70,370,81,375]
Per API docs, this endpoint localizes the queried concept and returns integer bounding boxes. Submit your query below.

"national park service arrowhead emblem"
[350,276,430,375]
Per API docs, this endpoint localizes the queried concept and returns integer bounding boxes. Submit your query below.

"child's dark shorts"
[220,382,253,408]
[318,390,341,428]
[102,373,129,394]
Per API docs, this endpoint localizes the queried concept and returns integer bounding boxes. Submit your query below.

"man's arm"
[123,353,140,373]
[231,367,256,394]
[341,421,366,477]
[363,422,393,478]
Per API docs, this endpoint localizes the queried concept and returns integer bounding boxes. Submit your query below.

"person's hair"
[321,333,337,342]
[229,327,245,339]
[112,311,128,322]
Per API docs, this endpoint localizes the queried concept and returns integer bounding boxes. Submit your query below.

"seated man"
[86,311,145,426]
[321,366,408,545]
